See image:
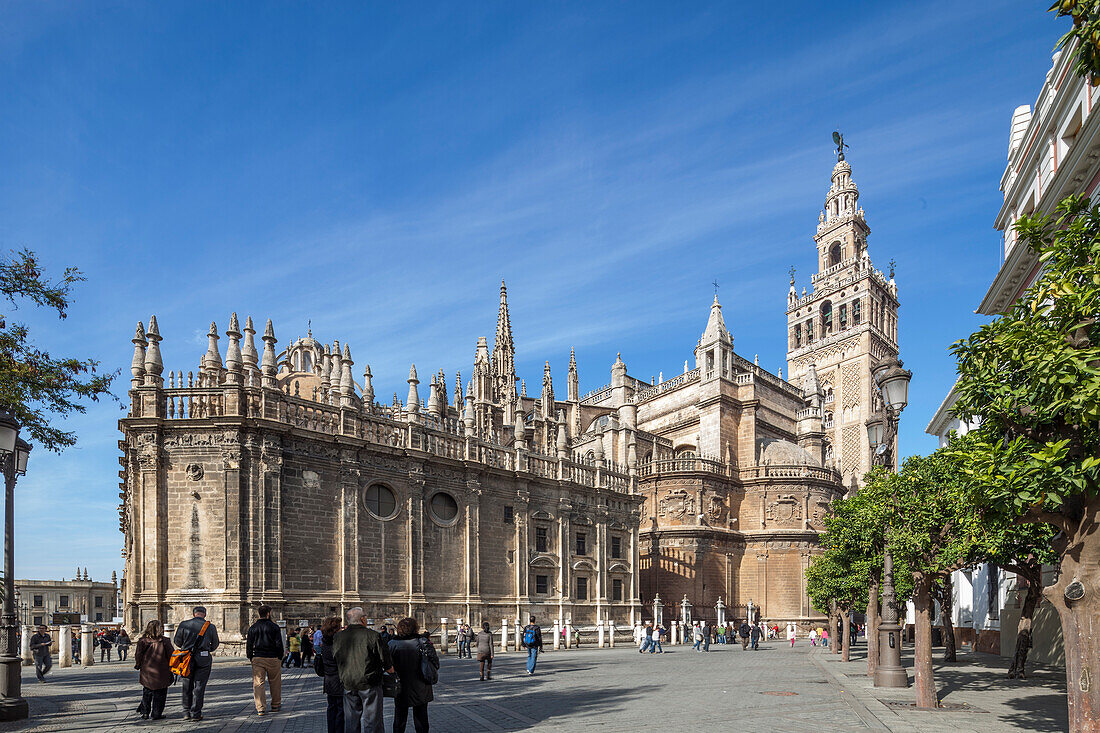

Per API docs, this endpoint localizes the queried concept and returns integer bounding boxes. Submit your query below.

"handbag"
[169,619,210,678]
[382,671,402,698]
[417,638,438,685]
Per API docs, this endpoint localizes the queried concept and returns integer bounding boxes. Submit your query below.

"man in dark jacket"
[29,625,52,681]
[246,605,284,716]
[173,606,220,721]
[739,621,751,650]
[333,607,393,733]
[520,615,543,675]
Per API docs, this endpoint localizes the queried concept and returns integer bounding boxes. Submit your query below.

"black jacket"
[739,623,750,638]
[388,636,439,707]
[520,624,543,651]
[315,638,344,697]
[173,616,220,667]
[246,618,284,660]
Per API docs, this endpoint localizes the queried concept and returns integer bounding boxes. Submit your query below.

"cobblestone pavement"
[6,640,1068,732]
[813,643,1069,732]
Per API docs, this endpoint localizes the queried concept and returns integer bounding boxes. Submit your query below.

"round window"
[364,484,397,519]
[429,492,459,523]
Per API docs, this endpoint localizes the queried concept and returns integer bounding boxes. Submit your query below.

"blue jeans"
[651,640,663,653]
[639,638,651,653]
[692,638,702,650]
[526,647,538,673]
[703,638,710,652]
[458,640,471,658]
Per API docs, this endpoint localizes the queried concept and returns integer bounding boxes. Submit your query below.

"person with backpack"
[739,621,751,650]
[333,607,394,733]
[116,629,132,662]
[750,622,762,650]
[246,605,284,716]
[134,619,173,720]
[387,617,439,733]
[172,605,220,721]
[475,621,494,681]
[520,616,543,675]
[313,616,344,733]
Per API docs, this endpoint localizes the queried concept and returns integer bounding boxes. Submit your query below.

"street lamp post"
[0,407,30,721]
[867,357,911,689]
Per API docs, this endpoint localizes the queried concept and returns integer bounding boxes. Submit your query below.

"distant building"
[926,39,1100,664]
[17,570,119,626]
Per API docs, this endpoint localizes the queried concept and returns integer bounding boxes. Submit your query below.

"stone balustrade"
[638,457,841,484]
[633,368,700,403]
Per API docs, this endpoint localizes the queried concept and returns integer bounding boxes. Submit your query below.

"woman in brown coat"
[134,620,174,720]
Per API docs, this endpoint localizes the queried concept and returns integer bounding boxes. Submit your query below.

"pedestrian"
[458,623,471,659]
[651,624,664,654]
[333,606,394,733]
[116,629,132,662]
[821,627,829,649]
[378,624,392,647]
[388,616,440,733]
[285,629,303,668]
[29,624,52,682]
[100,629,115,662]
[520,615,543,675]
[246,604,284,716]
[750,622,762,651]
[702,622,712,652]
[475,621,494,680]
[809,628,818,647]
[313,624,325,656]
[173,605,220,722]
[692,623,703,651]
[314,616,344,733]
[302,626,315,665]
[787,623,796,648]
[638,621,653,653]
[134,619,173,720]
[739,621,750,650]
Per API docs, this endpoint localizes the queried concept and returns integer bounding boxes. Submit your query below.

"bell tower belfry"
[786,137,899,489]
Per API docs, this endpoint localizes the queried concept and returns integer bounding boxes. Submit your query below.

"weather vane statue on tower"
[832,130,848,162]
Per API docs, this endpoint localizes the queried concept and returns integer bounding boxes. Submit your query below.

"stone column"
[500,619,508,652]
[80,625,94,666]
[277,620,287,659]
[564,617,572,649]
[58,627,72,668]
[513,620,521,652]
[609,620,615,648]
[552,620,560,650]
[597,620,605,648]
[19,629,30,665]
[439,618,449,655]
[671,622,678,645]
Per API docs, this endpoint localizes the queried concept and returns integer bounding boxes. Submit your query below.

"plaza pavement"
[6,639,1068,732]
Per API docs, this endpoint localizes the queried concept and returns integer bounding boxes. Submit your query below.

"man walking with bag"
[519,615,543,675]
[173,606,220,721]
[333,607,394,733]
[246,605,284,716]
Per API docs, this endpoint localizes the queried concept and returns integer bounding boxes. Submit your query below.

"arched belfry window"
[821,300,833,336]
[829,242,842,267]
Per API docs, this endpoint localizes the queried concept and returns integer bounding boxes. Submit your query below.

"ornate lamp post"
[652,593,663,627]
[868,357,911,689]
[0,407,29,720]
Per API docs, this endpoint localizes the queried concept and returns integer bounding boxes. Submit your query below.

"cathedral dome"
[757,438,820,467]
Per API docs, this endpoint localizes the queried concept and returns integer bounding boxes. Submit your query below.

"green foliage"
[806,549,868,614]
[950,195,1100,530]
[0,249,116,451]
[1051,1,1100,85]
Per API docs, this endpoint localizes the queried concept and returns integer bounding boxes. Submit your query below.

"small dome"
[757,438,820,467]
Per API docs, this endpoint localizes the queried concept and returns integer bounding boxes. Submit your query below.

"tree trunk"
[867,573,880,678]
[841,608,851,662]
[913,573,938,709]
[938,575,957,663]
[1007,566,1041,680]
[830,599,841,655]
[1047,499,1100,731]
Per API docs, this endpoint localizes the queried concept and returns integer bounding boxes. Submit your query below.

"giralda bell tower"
[785,136,899,490]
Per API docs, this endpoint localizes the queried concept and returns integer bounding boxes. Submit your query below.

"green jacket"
[332,625,392,692]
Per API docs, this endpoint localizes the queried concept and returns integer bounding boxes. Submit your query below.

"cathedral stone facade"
[118,151,897,640]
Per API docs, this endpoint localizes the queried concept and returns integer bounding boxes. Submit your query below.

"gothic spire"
[261,319,278,388]
[406,364,420,416]
[242,316,259,373]
[131,321,147,388]
[495,279,513,351]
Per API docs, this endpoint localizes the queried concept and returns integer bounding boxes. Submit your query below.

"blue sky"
[0,1,1068,581]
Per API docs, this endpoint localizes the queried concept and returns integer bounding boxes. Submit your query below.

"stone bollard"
[164,623,175,640]
[500,619,508,652]
[513,621,521,652]
[597,621,605,648]
[564,619,572,649]
[439,618,449,654]
[277,620,287,659]
[609,620,615,648]
[59,625,72,668]
[552,620,561,650]
[80,625,95,666]
[20,627,31,665]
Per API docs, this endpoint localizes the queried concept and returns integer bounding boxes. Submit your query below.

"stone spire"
[242,316,259,375]
[437,368,448,410]
[340,344,355,407]
[261,319,278,388]
[541,361,554,418]
[454,371,463,411]
[699,294,732,347]
[320,345,332,396]
[362,364,374,408]
[463,382,475,432]
[144,315,163,386]
[491,280,516,403]
[567,347,578,402]
[331,340,343,384]
[513,405,526,449]
[802,363,823,408]
[406,364,420,416]
[204,321,222,378]
[427,374,442,418]
[131,321,147,388]
[556,411,568,459]
[225,313,243,384]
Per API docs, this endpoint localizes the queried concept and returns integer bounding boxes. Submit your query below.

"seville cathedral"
[118,151,899,643]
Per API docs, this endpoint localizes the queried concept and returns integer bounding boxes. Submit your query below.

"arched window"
[821,301,833,336]
[829,242,842,266]
[851,300,861,324]
[302,351,312,373]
